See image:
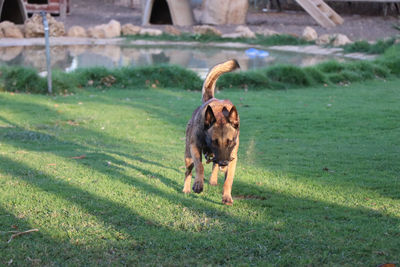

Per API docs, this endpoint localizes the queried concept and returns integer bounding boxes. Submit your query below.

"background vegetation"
[125,32,310,47]
[1,44,399,94]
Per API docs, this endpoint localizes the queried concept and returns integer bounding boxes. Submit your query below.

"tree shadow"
[1,154,399,265]
[1,91,399,265]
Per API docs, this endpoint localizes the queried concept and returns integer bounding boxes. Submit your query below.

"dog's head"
[204,105,239,167]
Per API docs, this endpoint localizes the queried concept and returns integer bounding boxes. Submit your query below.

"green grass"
[124,32,309,47]
[342,38,397,55]
[0,78,399,265]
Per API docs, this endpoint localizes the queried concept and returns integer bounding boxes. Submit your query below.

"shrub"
[52,71,81,94]
[343,38,396,54]
[218,71,270,90]
[73,67,115,88]
[378,44,400,75]
[67,65,202,90]
[256,34,310,46]
[264,65,313,88]
[316,60,390,84]
[119,65,202,90]
[0,66,46,93]
[327,70,362,84]
[317,60,345,74]
[303,66,329,85]
[347,61,390,79]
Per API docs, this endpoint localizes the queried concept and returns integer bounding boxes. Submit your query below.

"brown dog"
[183,59,240,205]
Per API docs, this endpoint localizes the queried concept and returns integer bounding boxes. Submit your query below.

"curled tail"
[202,59,240,103]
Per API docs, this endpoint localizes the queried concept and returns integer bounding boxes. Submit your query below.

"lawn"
[0,79,399,266]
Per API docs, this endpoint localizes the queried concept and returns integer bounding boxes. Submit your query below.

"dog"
[182,59,240,205]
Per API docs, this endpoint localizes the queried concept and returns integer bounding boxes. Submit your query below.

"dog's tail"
[202,59,240,103]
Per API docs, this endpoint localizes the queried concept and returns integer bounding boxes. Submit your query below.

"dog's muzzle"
[218,160,229,167]
[214,157,234,167]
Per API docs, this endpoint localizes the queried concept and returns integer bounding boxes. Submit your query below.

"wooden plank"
[296,0,337,28]
[317,1,344,24]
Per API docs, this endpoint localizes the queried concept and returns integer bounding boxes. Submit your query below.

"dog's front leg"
[222,139,239,205]
[190,144,205,193]
[209,162,219,186]
[222,157,236,205]
[183,157,194,193]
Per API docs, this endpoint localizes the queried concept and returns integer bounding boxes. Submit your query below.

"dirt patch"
[246,11,400,41]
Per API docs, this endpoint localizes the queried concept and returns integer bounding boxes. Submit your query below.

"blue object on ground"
[245,48,269,58]
[257,50,269,57]
[245,48,259,57]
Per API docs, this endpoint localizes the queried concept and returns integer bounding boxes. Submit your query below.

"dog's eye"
[227,139,235,147]
[213,139,219,146]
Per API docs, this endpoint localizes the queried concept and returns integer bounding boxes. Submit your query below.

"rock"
[139,28,163,36]
[104,20,121,38]
[222,26,255,39]
[235,25,256,38]
[316,34,332,45]
[193,25,221,36]
[24,13,65,37]
[87,25,106,38]
[302,26,318,41]
[201,0,248,25]
[24,14,43,37]
[316,33,352,46]
[164,25,181,36]
[256,28,279,37]
[88,20,121,38]
[121,23,141,35]
[0,21,24,38]
[332,34,352,46]
[67,26,87,37]
[50,20,65,37]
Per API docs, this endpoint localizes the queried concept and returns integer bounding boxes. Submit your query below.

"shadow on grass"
[1,91,399,265]
[1,153,400,265]
[0,205,93,265]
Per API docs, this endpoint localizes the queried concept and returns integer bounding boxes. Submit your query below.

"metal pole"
[40,11,52,94]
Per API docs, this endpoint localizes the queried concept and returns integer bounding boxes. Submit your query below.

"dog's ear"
[227,106,239,129]
[222,107,230,118]
[204,105,216,129]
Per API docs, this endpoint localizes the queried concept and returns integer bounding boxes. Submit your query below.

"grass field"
[0,78,399,266]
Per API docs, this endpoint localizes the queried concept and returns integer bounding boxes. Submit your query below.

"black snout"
[218,160,229,167]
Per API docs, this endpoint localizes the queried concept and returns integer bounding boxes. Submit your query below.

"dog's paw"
[209,180,218,186]
[222,195,233,206]
[192,181,204,193]
[182,187,191,194]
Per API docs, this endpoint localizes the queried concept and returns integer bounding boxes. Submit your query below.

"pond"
[0,43,350,78]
